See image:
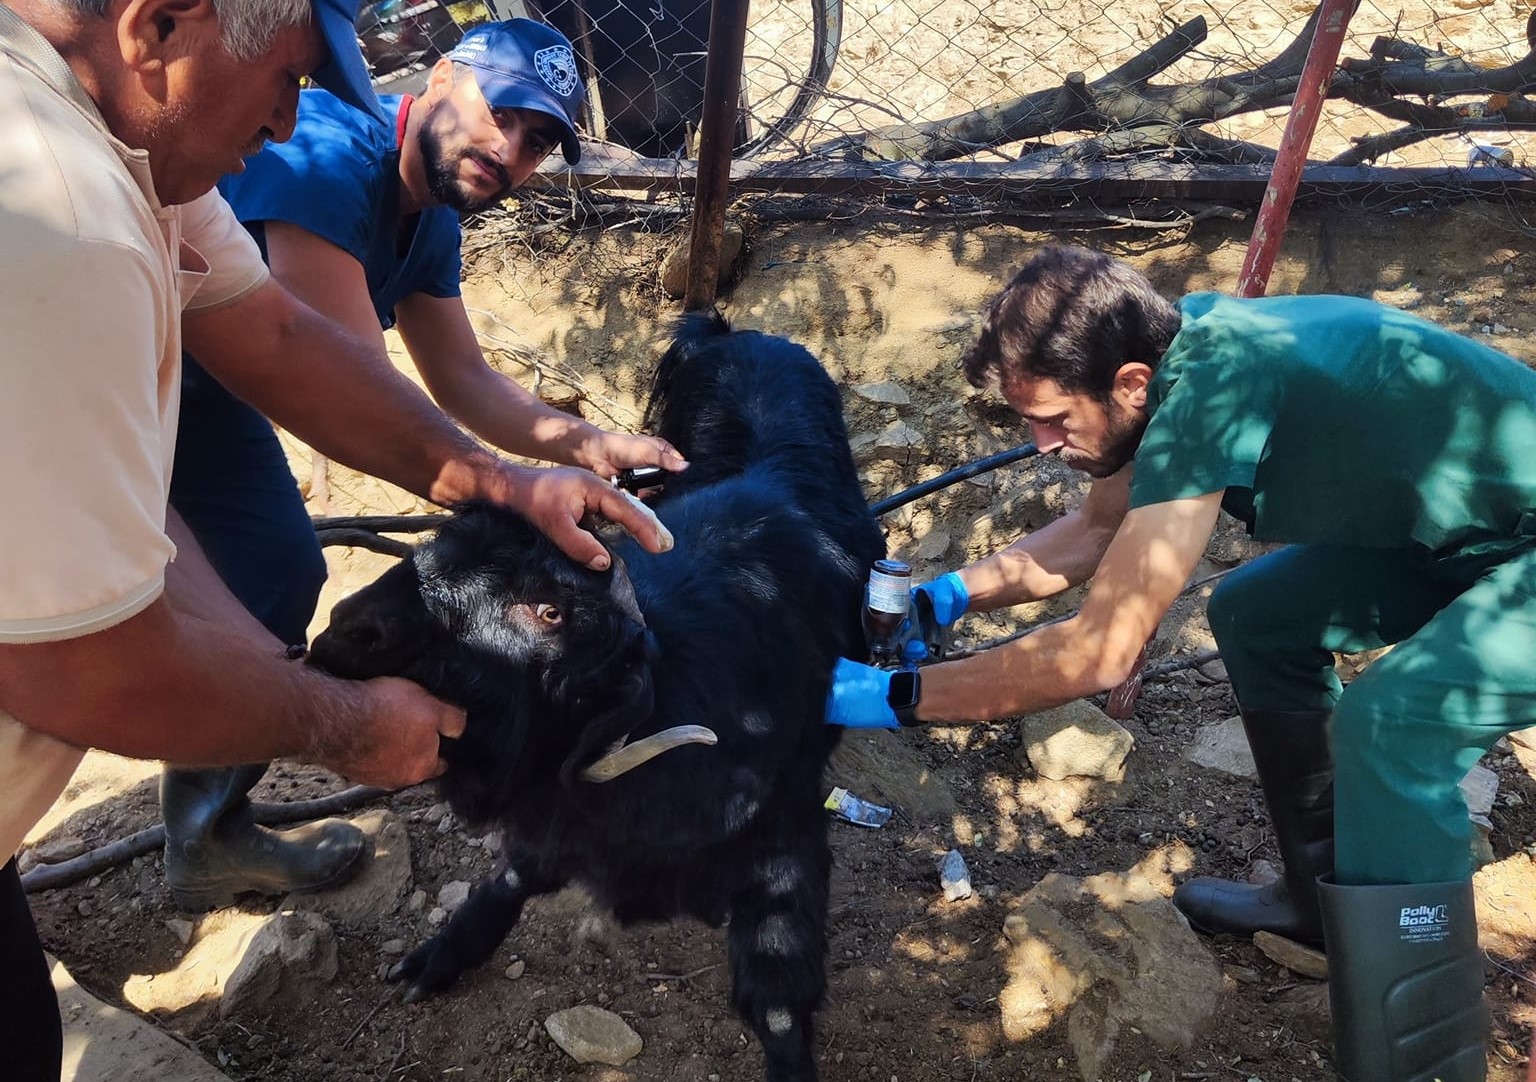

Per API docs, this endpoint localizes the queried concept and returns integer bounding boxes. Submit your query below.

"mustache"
[241,128,275,158]
[467,149,510,189]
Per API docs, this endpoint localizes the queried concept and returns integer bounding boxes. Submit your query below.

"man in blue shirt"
[163,19,687,913]
[827,247,1526,1081]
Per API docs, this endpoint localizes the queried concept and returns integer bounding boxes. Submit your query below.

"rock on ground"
[1183,716,1257,778]
[853,380,911,405]
[544,1005,643,1066]
[52,955,231,1082]
[659,222,745,297]
[1475,852,1536,960]
[999,871,1223,1082]
[1019,701,1134,781]
[219,910,338,1019]
[279,809,413,927]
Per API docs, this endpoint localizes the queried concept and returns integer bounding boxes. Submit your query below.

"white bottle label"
[868,570,910,613]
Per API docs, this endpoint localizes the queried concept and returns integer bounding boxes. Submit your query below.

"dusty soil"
[25,200,1536,1082]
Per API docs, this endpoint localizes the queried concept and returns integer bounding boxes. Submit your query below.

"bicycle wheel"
[737,0,842,159]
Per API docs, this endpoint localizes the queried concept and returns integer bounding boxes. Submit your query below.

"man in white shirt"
[0,0,670,1074]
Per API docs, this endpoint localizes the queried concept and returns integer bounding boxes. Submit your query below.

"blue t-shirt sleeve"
[412,212,463,300]
[218,98,382,268]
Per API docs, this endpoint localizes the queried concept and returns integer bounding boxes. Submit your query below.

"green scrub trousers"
[1207,542,1536,886]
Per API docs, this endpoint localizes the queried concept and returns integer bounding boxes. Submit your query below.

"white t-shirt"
[0,7,270,860]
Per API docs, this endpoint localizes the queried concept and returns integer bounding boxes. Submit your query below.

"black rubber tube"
[869,442,1039,517]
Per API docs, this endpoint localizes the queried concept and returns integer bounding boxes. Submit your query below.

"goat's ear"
[557,660,655,790]
[607,553,645,628]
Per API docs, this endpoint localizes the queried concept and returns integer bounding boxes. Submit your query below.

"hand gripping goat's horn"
[580,725,718,782]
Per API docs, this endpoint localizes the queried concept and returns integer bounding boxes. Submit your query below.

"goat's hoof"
[385,961,407,984]
[401,983,429,1005]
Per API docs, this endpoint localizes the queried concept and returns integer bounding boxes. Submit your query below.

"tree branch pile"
[837,7,1536,168]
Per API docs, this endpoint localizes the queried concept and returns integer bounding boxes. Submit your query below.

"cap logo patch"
[534,45,579,98]
[450,36,488,60]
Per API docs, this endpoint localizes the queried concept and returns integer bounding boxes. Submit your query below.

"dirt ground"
[24,199,1536,1082]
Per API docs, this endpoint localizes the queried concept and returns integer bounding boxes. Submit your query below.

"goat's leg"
[388,854,556,1003]
[726,845,830,1082]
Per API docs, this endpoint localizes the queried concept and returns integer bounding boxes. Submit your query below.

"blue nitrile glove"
[825,658,899,729]
[913,572,970,627]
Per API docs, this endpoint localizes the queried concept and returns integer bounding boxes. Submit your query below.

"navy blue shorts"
[170,356,328,645]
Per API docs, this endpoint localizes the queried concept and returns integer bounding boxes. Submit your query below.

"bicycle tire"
[735,0,842,159]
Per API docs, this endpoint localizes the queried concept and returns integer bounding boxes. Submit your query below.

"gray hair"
[62,0,311,61]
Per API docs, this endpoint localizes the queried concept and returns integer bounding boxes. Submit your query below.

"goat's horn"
[579,725,718,782]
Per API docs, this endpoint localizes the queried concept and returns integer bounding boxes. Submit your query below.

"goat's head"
[308,503,656,822]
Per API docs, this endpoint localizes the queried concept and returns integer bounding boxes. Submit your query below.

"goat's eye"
[534,603,563,627]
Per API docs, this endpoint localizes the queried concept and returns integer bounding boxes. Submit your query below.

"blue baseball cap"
[308,0,384,119]
[446,19,585,164]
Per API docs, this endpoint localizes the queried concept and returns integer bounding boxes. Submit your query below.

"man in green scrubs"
[826,245,1529,1081]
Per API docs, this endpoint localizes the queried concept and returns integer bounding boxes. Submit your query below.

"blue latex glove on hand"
[825,658,899,729]
[913,572,970,627]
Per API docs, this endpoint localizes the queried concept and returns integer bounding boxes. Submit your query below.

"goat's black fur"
[309,312,884,1081]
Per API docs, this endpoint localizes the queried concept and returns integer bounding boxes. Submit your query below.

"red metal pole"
[1104,0,1357,720]
[1237,0,1358,298]
[683,0,751,313]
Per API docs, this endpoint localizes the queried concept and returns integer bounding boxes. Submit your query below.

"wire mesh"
[353,0,1536,214]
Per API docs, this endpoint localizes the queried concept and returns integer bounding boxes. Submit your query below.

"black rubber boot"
[1318,876,1487,1082]
[1173,708,1333,946]
[161,764,369,913]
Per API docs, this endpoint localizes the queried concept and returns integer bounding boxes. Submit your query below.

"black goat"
[308,313,885,1081]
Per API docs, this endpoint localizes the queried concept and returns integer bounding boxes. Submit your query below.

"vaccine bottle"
[862,558,911,664]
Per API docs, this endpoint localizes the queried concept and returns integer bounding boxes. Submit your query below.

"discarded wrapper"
[937,849,973,901]
[1467,142,1515,168]
[824,786,892,829]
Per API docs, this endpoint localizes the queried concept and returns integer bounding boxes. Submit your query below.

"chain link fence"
[355,0,1536,220]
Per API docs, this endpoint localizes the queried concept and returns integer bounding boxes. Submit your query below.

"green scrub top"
[1129,292,1536,560]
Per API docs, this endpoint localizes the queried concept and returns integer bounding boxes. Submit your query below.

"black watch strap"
[887,670,923,727]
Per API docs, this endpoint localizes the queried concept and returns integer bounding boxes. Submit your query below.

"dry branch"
[836,5,1536,169]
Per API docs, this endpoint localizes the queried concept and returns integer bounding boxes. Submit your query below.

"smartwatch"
[886,669,923,727]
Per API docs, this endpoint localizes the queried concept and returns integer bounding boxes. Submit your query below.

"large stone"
[847,432,881,466]
[33,835,90,864]
[872,420,923,462]
[1509,728,1536,780]
[852,381,911,406]
[999,871,1222,1082]
[1475,852,1536,959]
[219,910,338,1019]
[1019,701,1134,781]
[438,880,473,913]
[123,910,268,1020]
[1183,716,1257,778]
[123,908,338,1022]
[544,1005,643,1066]
[279,809,412,928]
[1458,763,1499,819]
[52,956,232,1082]
[659,223,745,298]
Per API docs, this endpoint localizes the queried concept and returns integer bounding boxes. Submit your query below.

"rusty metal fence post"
[683,0,751,312]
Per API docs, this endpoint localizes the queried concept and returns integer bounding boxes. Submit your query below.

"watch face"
[887,669,920,709]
